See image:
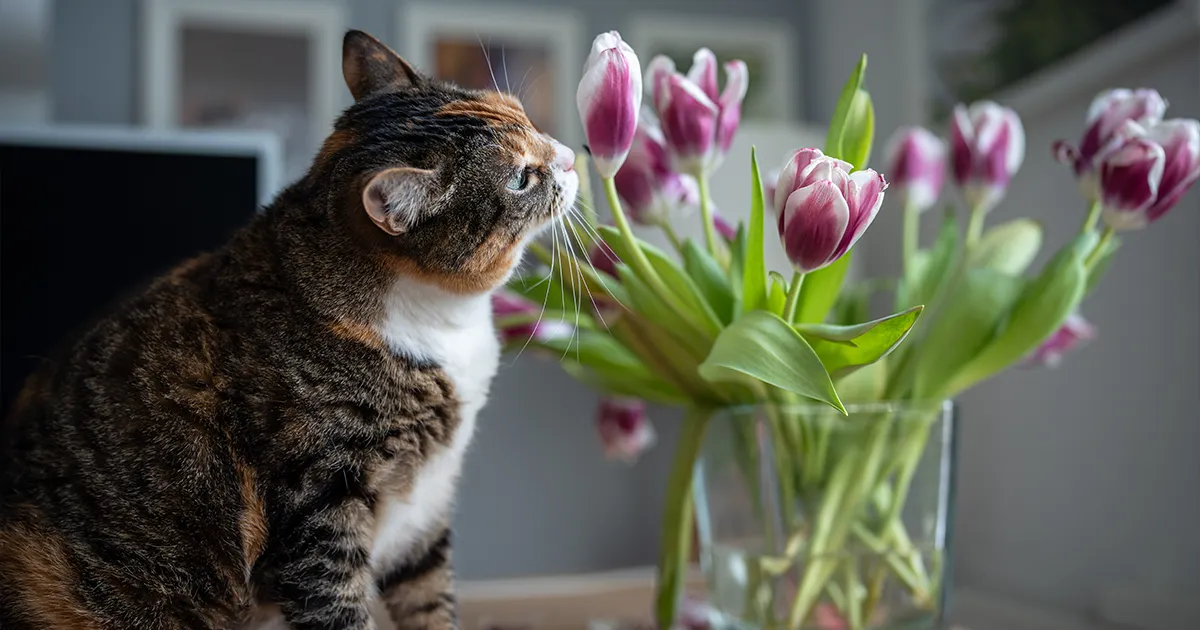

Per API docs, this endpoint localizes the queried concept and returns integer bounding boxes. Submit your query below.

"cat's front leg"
[270,497,376,630]
[377,527,457,630]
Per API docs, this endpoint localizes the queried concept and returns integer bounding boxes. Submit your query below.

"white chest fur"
[368,278,499,570]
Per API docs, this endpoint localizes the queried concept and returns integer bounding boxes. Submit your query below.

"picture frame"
[140,0,345,181]
[626,15,798,123]
[400,3,585,146]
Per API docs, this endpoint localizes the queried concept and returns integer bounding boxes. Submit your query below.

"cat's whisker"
[512,221,558,363]
[501,45,511,94]
[478,36,501,93]
[562,212,617,333]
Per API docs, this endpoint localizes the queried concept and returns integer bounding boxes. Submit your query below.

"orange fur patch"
[236,464,268,571]
[328,318,385,349]
[0,519,103,629]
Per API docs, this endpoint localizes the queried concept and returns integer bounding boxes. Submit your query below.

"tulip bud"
[773,148,886,273]
[1025,312,1096,368]
[1142,118,1200,223]
[884,126,946,213]
[492,291,572,344]
[1054,88,1167,199]
[713,212,737,242]
[653,50,749,175]
[1098,127,1165,231]
[596,398,656,463]
[950,101,1025,213]
[589,240,621,277]
[612,115,699,225]
[577,31,642,179]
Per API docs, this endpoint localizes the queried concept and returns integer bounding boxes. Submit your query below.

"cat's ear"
[362,167,436,235]
[342,30,422,100]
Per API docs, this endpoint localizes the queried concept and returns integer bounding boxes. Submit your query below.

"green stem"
[697,174,719,255]
[965,204,986,249]
[603,178,694,323]
[782,272,806,322]
[1082,200,1102,233]
[1085,227,1115,269]
[655,408,712,629]
[902,202,920,277]
[660,221,684,253]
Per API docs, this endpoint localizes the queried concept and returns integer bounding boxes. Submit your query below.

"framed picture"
[140,0,345,182]
[627,15,797,122]
[400,4,584,145]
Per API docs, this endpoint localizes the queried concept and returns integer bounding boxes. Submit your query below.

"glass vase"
[693,401,955,630]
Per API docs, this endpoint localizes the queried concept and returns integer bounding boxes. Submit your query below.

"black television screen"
[0,126,282,416]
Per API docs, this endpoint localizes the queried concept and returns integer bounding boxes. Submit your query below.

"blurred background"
[1,0,1197,628]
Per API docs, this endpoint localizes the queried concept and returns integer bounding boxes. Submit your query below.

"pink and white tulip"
[1054,88,1167,199]
[577,31,642,179]
[1098,118,1200,231]
[773,148,887,273]
[613,114,700,225]
[649,50,749,175]
[884,126,946,213]
[492,291,572,344]
[596,398,656,463]
[713,212,737,242]
[1026,313,1096,368]
[949,101,1025,213]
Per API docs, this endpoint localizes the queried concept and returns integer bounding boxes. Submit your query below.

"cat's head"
[319,30,577,295]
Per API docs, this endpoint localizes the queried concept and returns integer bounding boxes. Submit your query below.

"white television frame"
[0,124,284,207]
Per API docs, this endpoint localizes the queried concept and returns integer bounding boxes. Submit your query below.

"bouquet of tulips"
[494,29,1199,629]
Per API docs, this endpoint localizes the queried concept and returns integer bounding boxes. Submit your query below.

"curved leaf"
[969,219,1043,275]
[943,232,1094,396]
[840,88,875,170]
[698,311,845,413]
[824,55,868,161]
[798,306,923,378]
[743,147,768,312]
[683,240,736,324]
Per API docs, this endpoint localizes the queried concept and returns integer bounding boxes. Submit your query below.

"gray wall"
[950,35,1200,613]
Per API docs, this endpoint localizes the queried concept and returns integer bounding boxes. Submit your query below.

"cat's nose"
[551,141,575,172]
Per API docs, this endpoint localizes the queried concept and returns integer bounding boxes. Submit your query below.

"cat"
[0,29,577,630]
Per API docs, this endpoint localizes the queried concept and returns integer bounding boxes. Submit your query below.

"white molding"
[625,13,798,121]
[995,1,1200,117]
[0,124,283,205]
[399,3,585,147]
[139,0,345,155]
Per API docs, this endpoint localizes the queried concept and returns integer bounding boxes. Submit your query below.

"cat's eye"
[507,168,534,192]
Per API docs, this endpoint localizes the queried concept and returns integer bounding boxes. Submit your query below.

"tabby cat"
[0,30,577,630]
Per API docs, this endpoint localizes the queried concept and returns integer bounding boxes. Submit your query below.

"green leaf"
[767,271,788,314]
[798,306,923,378]
[840,89,875,170]
[835,357,888,403]
[824,54,867,161]
[742,147,768,313]
[913,268,1025,398]
[795,251,852,323]
[910,209,960,308]
[969,219,1043,275]
[599,225,722,338]
[831,279,874,327]
[561,360,687,407]
[729,222,748,312]
[616,265,711,360]
[537,330,647,374]
[682,240,736,324]
[943,232,1094,396]
[698,311,845,413]
[1084,234,1120,297]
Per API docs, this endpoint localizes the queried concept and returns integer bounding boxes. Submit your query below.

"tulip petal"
[834,169,886,259]
[656,74,719,173]
[715,60,749,155]
[687,48,720,103]
[1144,118,1200,222]
[782,181,850,273]
[645,54,676,102]
[949,105,974,186]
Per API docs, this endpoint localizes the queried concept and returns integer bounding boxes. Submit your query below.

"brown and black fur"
[0,31,569,630]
